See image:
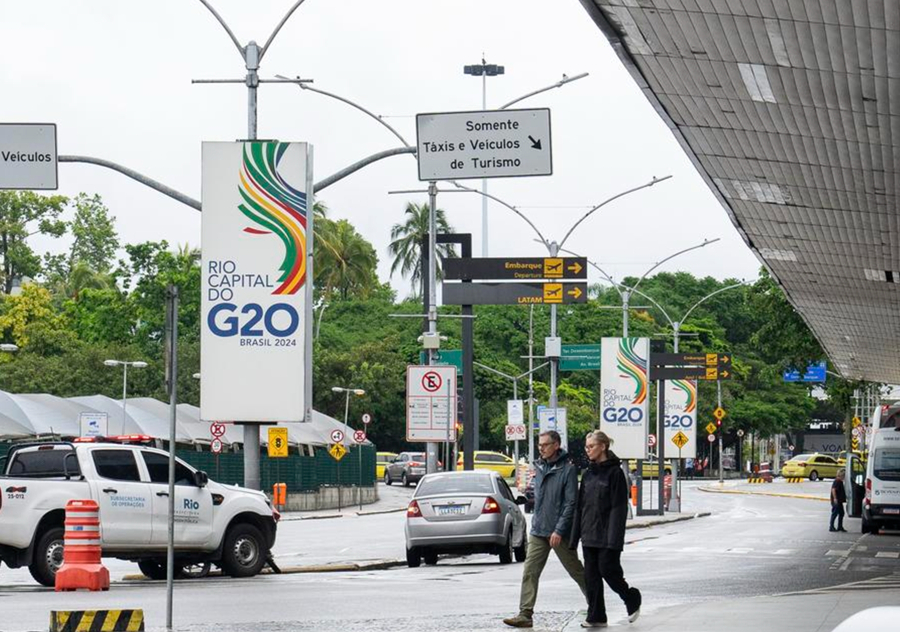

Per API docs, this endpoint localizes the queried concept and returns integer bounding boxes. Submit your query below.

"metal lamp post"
[331,386,365,512]
[104,359,148,435]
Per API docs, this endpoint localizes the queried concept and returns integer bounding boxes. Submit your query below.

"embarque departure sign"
[201,141,313,423]
[416,108,552,180]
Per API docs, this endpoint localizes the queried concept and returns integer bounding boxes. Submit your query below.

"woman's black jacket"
[569,452,629,551]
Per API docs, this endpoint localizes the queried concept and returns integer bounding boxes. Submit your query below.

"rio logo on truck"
[600,338,650,459]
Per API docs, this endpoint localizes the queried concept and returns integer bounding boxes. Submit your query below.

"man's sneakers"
[502,614,534,628]
[626,587,642,623]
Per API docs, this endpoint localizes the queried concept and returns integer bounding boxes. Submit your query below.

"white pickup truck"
[0,440,278,587]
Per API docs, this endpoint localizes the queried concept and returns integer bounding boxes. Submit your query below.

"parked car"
[376,451,398,480]
[404,470,527,567]
[627,455,673,478]
[782,453,841,480]
[0,438,278,587]
[384,452,427,487]
[456,451,517,478]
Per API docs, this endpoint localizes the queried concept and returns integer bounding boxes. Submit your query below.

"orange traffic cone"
[55,499,109,592]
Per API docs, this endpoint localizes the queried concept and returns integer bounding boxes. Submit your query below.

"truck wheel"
[221,523,267,578]
[29,527,64,587]
[138,559,168,581]
[180,562,211,579]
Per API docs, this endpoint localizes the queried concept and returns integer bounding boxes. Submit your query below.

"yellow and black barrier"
[50,609,144,632]
[747,477,770,483]
[785,477,805,483]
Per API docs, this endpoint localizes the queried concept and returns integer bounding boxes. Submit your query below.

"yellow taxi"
[781,453,841,481]
[627,455,673,479]
[456,451,517,478]
[376,451,398,479]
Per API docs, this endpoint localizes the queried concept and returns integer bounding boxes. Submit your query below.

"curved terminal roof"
[580,0,900,382]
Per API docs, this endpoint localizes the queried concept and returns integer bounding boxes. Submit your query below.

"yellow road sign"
[852,416,861,427]
[705,367,718,380]
[543,283,563,303]
[705,422,717,435]
[567,261,583,275]
[671,431,689,449]
[267,427,289,458]
[329,443,348,461]
[713,407,726,421]
[567,286,583,300]
[543,258,563,278]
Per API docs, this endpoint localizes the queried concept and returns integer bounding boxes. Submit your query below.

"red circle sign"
[648,434,657,447]
[354,430,366,443]
[210,422,226,438]
[707,434,716,443]
[421,371,443,393]
[211,438,223,454]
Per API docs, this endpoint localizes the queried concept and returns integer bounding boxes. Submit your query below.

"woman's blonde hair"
[585,430,612,447]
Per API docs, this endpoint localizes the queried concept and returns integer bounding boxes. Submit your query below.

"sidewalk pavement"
[698,478,830,502]
[561,582,900,631]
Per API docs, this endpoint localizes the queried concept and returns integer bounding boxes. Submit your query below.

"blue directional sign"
[783,361,826,383]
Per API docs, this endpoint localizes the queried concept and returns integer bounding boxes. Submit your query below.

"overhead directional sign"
[416,108,552,181]
[782,361,827,383]
[0,123,58,190]
[443,257,587,281]
[651,353,732,367]
[442,282,587,305]
[560,344,601,371]
[650,366,732,381]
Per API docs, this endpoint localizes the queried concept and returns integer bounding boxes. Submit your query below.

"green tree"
[388,202,455,298]
[0,191,68,293]
[69,193,119,272]
[315,219,379,299]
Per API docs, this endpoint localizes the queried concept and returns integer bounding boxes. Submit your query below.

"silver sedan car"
[404,470,528,567]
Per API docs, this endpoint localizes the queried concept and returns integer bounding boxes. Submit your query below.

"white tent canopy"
[0,391,366,448]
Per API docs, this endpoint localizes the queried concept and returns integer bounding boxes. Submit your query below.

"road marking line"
[875,552,900,558]
[825,550,851,556]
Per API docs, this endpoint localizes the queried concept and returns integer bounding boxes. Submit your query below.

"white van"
[861,415,900,534]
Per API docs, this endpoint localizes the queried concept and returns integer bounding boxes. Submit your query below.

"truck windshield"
[873,448,900,481]
[7,448,79,478]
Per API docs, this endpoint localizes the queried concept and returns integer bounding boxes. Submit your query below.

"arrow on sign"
[567,261,583,275]
[528,135,542,150]
[567,286,583,299]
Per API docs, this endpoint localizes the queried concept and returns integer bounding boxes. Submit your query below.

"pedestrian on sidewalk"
[830,469,848,532]
[684,457,695,480]
[571,430,641,628]
[503,431,587,629]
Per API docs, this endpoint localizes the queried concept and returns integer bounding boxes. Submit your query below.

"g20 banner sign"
[201,141,313,422]
[664,379,697,458]
[600,337,649,459]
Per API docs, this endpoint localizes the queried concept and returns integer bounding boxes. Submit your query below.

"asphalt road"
[1,481,898,632]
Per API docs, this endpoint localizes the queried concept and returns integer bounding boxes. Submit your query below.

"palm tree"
[314,219,379,299]
[388,202,455,298]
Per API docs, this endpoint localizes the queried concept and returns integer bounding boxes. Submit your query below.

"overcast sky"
[3,0,762,298]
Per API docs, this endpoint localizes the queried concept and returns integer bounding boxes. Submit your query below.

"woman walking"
[570,430,641,628]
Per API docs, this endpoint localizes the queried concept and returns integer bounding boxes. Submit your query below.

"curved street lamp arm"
[679,282,747,325]
[631,237,720,295]
[314,146,416,193]
[197,0,244,56]
[558,175,672,250]
[557,246,624,300]
[260,0,309,59]
[623,285,676,330]
[448,181,550,250]
[499,72,590,110]
[59,155,201,211]
[276,75,412,148]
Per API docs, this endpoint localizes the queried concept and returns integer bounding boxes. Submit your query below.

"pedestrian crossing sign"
[329,443,348,461]
[672,431,689,449]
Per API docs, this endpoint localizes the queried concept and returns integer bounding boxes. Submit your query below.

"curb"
[357,507,407,517]
[280,507,408,521]
[698,484,828,502]
[626,512,711,530]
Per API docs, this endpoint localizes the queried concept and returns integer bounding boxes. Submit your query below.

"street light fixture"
[331,386,366,438]
[104,359,148,434]
[0,344,19,352]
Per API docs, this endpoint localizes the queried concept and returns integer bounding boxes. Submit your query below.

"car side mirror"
[515,496,527,505]
[194,470,209,488]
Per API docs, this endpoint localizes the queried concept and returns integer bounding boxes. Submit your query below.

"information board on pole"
[416,108,552,181]
[443,257,586,281]
[664,380,697,459]
[507,400,524,424]
[538,407,568,450]
[267,427,289,458]
[406,365,457,442]
[560,344,601,371]
[200,141,312,423]
[79,412,108,439]
[443,282,586,305]
[599,337,650,459]
[0,123,58,190]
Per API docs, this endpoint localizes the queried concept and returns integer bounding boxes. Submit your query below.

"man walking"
[504,431,587,628]
[830,469,848,532]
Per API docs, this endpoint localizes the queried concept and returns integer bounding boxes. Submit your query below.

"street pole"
[513,380,519,470]
[165,286,178,631]
[528,305,535,465]
[717,378,724,483]
[121,363,128,435]
[426,181,439,475]
[548,242,559,419]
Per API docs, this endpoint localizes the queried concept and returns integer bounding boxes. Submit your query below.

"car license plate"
[883,508,900,515]
[437,505,466,516]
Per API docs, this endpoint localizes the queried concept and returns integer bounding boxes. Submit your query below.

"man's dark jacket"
[570,451,629,550]
[531,449,578,539]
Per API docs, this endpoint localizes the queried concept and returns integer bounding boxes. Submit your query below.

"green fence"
[177,444,376,493]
